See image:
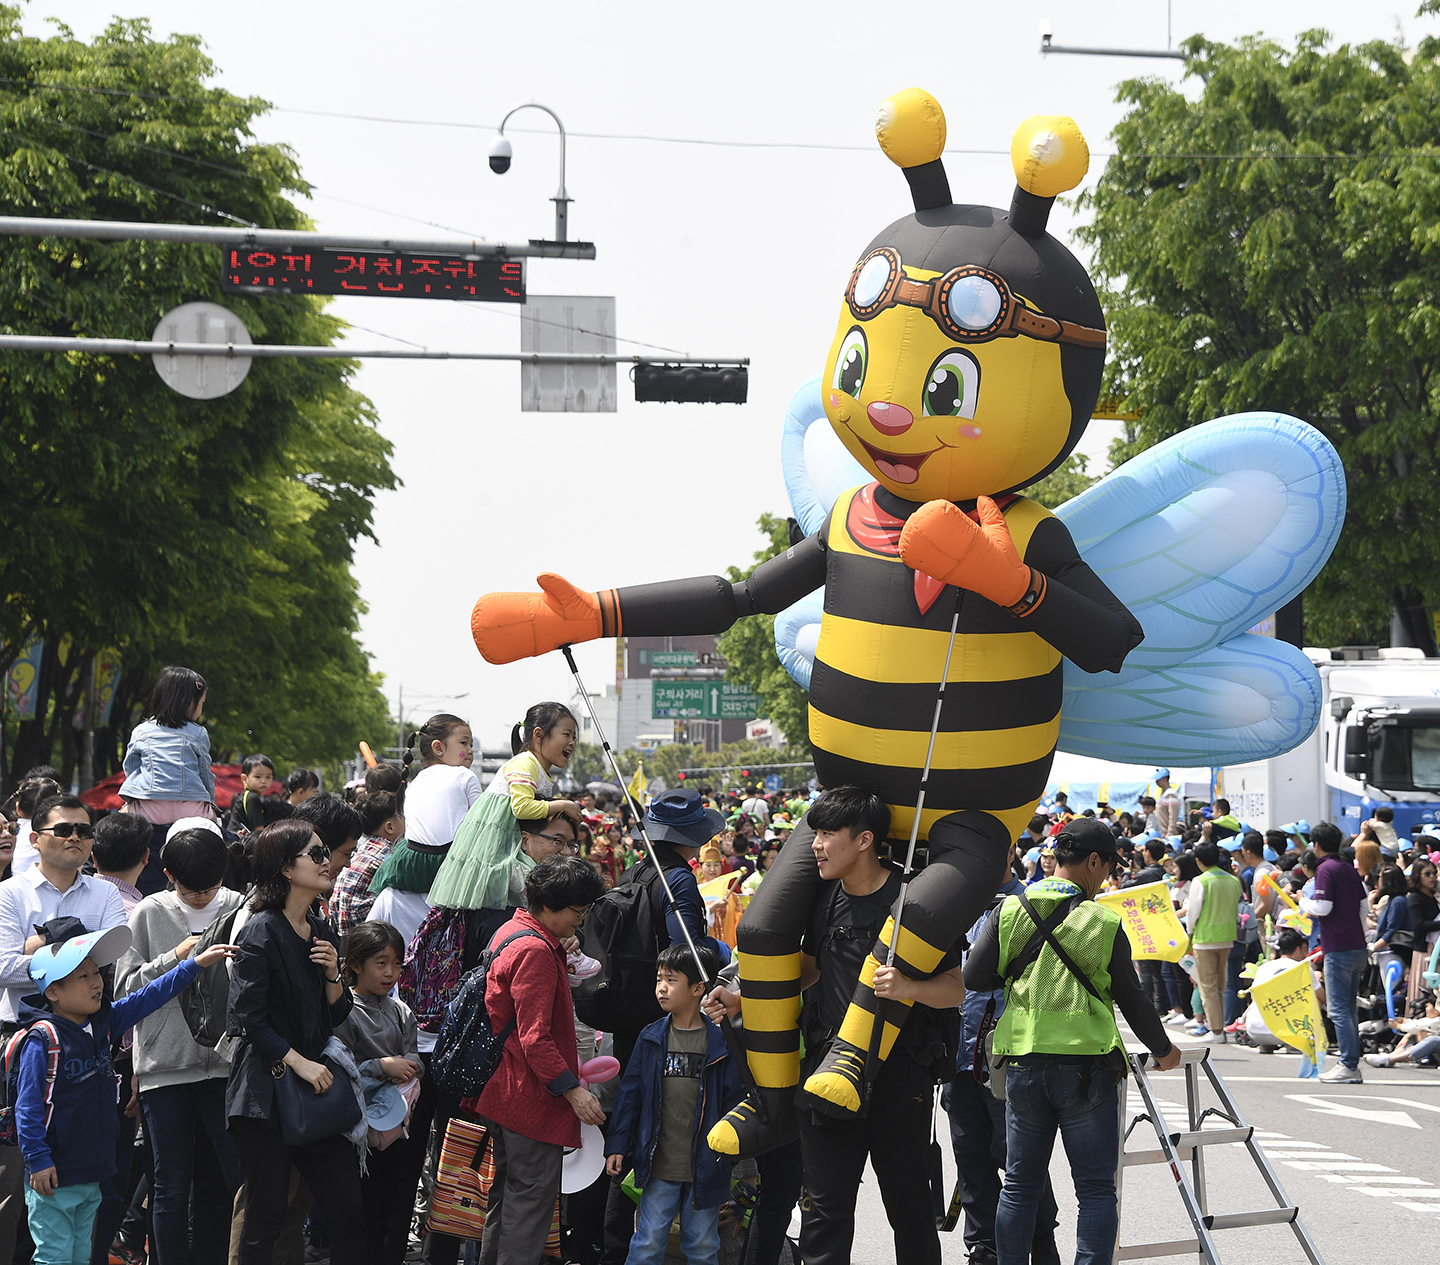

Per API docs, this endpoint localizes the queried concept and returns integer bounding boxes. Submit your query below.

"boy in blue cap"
[11,926,237,1265]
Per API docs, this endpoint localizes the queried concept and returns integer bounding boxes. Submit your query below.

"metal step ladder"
[1115,1047,1324,1264]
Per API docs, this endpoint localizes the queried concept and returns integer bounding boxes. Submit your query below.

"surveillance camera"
[1038,18,1053,38]
[488,134,513,175]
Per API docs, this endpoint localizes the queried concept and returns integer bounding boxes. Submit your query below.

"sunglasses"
[301,844,332,864]
[41,822,94,840]
[845,247,1107,349]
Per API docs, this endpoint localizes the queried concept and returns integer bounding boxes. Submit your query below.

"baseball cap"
[165,816,223,844]
[1053,817,1122,860]
[1153,768,1171,780]
[29,926,133,996]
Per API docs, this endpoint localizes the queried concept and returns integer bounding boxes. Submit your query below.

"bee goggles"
[845,248,1106,350]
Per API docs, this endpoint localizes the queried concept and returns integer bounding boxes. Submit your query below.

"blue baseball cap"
[364,1080,409,1133]
[1153,768,1171,780]
[29,926,132,996]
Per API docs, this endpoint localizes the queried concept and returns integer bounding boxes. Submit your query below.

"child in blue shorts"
[12,926,236,1265]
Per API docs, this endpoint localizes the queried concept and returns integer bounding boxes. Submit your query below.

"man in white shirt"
[0,793,127,1265]
[0,795,127,1023]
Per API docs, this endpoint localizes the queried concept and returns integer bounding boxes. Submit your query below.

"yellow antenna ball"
[875,87,946,169]
[1011,115,1089,197]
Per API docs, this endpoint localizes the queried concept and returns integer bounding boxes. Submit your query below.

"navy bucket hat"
[643,790,726,849]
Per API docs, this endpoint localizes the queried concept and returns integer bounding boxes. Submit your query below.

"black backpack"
[571,863,673,1033]
[177,905,243,1048]
[431,929,545,1097]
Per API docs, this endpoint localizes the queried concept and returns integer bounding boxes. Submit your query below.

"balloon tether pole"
[558,644,767,1118]
[864,589,964,1087]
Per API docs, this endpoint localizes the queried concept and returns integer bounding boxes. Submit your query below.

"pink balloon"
[578,1056,620,1087]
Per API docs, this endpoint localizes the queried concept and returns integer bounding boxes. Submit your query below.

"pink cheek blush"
[958,424,983,440]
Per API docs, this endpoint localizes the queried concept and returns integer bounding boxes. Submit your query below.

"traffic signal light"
[678,771,686,780]
[634,362,748,404]
[740,769,750,780]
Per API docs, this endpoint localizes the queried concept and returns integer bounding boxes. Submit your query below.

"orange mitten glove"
[898,496,1032,609]
[471,573,605,664]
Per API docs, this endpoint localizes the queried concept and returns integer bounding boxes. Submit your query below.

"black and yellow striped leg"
[803,810,1012,1117]
[707,823,824,1157]
[801,916,943,1116]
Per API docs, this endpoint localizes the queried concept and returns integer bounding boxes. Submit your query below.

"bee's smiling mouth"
[854,437,941,486]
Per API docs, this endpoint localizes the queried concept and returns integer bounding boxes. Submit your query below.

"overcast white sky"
[33,1,1432,748]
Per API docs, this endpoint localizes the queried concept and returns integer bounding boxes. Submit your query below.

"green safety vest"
[1193,867,1242,945]
[994,878,1122,1057]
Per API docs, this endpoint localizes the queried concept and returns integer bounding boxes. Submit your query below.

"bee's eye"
[922,349,980,420]
[833,327,868,399]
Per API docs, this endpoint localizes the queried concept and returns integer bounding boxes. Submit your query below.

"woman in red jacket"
[466,856,606,1263]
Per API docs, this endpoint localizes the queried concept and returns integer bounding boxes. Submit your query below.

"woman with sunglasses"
[225,819,364,1265]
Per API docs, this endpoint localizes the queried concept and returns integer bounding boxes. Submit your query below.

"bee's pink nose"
[867,401,913,436]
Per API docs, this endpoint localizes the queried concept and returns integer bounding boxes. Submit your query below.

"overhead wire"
[7,75,1440,161]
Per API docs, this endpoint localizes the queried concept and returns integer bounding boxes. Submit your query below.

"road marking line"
[1352,1188,1440,1198]
[1397,1202,1440,1213]
[1283,1160,1398,1172]
[1311,1174,1432,1185]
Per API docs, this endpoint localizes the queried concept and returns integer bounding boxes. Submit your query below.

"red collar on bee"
[847,483,1018,613]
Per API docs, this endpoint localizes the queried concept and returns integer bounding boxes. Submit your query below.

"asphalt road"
[841,1034,1440,1264]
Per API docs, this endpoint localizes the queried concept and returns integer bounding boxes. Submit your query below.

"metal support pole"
[559,644,768,1118]
[0,335,748,365]
[0,214,593,258]
[498,103,571,243]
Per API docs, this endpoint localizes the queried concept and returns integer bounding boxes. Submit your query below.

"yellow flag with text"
[1095,881,1188,963]
[1249,959,1323,1061]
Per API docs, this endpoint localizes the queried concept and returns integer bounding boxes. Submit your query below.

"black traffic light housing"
[634,362,748,405]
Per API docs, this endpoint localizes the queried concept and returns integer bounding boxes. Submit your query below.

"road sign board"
[651,651,698,668]
[717,682,763,720]
[764,774,782,793]
[653,679,763,720]
[222,245,525,302]
[151,302,251,399]
[652,681,707,719]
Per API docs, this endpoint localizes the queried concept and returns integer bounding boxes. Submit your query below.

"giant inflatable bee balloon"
[473,89,1346,1153]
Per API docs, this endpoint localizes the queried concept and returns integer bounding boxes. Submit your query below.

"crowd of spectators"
[1,670,1436,1265]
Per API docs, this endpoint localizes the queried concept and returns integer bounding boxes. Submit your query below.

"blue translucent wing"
[775,375,863,684]
[780,374,868,537]
[1057,412,1346,764]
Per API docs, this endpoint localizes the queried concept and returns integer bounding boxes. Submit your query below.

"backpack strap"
[6,1021,60,1129]
[1009,891,1104,1002]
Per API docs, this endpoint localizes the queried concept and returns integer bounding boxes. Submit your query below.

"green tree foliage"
[716,514,813,753]
[0,12,395,782]
[1025,454,1098,510]
[1077,27,1440,649]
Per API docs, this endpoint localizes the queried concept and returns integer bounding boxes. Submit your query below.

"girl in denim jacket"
[119,667,216,825]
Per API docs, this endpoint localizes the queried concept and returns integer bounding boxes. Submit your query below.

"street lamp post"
[395,687,470,761]
[491,103,572,243]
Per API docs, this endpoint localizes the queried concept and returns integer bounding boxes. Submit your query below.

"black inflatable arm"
[606,532,828,638]
[1021,517,1143,675]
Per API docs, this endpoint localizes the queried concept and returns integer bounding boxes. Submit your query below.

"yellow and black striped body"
[809,482,1061,843]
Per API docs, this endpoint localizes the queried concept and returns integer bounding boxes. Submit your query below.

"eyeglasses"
[301,844,331,864]
[531,832,580,853]
[40,822,94,840]
[845,247,1107,349]
[176,882,222,902]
